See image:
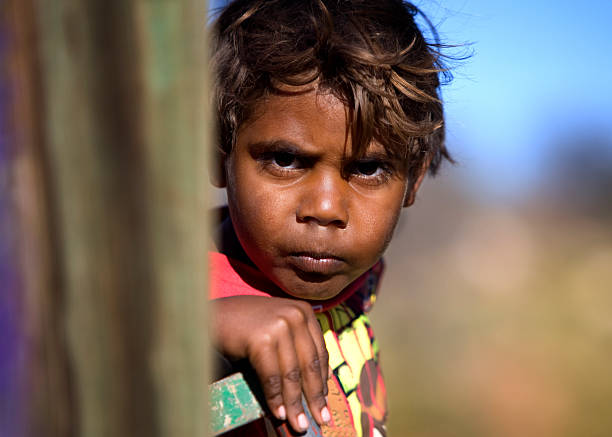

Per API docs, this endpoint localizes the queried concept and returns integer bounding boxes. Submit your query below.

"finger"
[292,313,329,427]
[296,301,329,389]
[306,311,329,394]
[249,339,286,421]
[277,326,309,433]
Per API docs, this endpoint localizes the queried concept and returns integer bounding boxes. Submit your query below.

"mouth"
[286,252,346,278]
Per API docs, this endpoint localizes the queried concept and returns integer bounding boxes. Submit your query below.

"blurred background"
[209,1,612,435]
[378,2,612,436]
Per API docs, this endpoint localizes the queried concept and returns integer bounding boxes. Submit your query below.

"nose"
[296,170,348,228]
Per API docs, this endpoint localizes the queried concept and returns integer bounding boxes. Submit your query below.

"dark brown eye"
[273,151,297,168]
[348,159,394,186]
[355,160,381,176]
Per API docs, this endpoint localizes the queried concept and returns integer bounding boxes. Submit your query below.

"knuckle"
[262,374,283,395]
[254,333,274,349]
[271,317,291,335]
[248,341,272,363]
[307,358,321,374]
[285,306,306,323]
[298,300,314,313]
[284,367,301,383]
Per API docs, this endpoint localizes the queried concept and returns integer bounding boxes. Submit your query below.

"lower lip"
[287,255,345,275]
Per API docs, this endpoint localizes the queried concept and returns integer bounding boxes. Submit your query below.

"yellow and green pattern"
[316,265,387,437]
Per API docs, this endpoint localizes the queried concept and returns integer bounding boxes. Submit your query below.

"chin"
[281,277,348,301]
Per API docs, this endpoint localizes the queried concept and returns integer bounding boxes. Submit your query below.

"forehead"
[237,87,386,156]
[240,88,345,138]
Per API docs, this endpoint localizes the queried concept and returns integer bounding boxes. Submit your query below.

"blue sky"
[421,0,612,198]
[209,0,612,199]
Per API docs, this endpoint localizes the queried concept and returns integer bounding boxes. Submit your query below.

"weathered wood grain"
[2,1,211,436]
[209,372,323,436]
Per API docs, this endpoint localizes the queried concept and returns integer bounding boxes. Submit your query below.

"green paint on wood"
[209,372,324,436]
[209,373,265,435]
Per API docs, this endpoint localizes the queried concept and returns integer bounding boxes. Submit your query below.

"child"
[209,0,452,435]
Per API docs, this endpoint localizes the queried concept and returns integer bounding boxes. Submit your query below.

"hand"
[211,295,331,432]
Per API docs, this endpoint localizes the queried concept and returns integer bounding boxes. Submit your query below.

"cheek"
[227,167,293,255]
[354,187,406,258]
[229,185,269,239]
[234,184,288,227]
[362,208,401,255]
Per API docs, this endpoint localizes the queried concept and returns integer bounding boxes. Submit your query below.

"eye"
[257,150,305,177]
[272,151,298,168]
[349,159,394,186]
[355,160,383,176]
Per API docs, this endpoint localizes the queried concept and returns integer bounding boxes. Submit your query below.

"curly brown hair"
[212,0,453,185]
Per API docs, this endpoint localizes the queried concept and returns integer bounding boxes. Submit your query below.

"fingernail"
[297,413,309,430]
[321,406,331,423]
[277,406,286,421]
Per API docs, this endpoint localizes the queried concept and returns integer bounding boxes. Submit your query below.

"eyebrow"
[247,139,319,157]
[248,139,397,163]
[357,150,394,161]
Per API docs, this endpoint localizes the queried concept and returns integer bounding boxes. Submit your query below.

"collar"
[209,251,384,313]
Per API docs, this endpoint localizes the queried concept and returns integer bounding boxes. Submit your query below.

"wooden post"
[1,1,210,436]
[1,2,75,435]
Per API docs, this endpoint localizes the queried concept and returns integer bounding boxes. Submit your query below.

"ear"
[403,163,429,207]
[209,149,227,188]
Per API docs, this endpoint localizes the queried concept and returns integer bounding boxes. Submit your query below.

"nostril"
[332,218,347,229]
[296,213,347,229]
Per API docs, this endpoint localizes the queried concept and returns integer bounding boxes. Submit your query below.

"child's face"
[224,87,416,300]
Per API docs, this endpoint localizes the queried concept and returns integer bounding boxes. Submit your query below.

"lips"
[287,252,346,276]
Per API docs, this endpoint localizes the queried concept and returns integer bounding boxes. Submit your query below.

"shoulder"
[208,251,280,299]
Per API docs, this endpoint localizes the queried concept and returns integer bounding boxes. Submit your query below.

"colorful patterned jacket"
[210,251,388,437]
